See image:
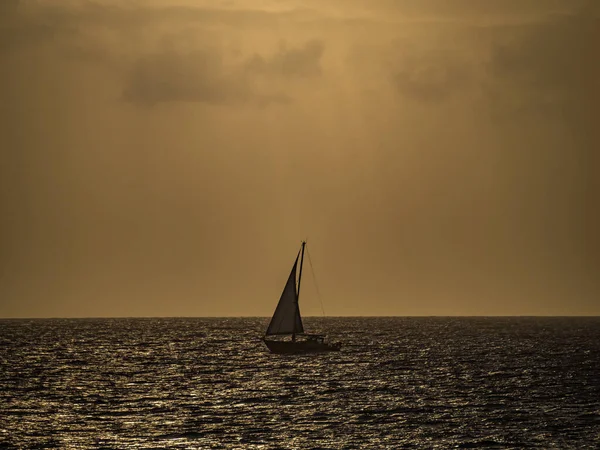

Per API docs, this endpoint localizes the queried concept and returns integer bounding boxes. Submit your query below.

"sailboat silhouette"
[262,241,341,354]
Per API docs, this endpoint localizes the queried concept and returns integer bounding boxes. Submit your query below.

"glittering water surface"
[1,317,599,449]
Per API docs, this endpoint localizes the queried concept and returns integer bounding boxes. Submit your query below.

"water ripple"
[1,317,599,449]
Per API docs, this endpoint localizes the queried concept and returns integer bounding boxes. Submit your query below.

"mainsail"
[265,253,304,336]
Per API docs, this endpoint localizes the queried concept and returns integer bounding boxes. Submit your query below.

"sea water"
[1,317,599,448]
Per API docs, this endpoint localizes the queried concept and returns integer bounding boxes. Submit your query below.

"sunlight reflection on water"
[1,317,599,448]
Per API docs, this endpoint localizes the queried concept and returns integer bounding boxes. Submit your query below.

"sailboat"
[263,241,342,354]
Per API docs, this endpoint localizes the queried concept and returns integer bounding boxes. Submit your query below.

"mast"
[297,241,306,301]
[293,241,306,341]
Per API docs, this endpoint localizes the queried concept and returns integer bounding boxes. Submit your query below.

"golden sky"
[1,0,598,317]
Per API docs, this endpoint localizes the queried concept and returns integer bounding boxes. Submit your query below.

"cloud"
[340,1,597,110]
[390,50,472,102]
[486,3,599,122]
[121,49,276,106]
[1,2,327,107]
[122,40,324,106]
[245,39,324,77]
[0,3,67,54]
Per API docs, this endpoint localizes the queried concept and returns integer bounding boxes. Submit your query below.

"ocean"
[1,317,598,449]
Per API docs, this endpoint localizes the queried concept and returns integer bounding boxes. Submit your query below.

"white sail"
[265,253,304,336]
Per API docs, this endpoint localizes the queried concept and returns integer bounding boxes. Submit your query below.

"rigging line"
[305,247,326,316]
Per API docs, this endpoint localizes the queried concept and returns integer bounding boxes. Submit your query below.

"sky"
[1,0,598,318]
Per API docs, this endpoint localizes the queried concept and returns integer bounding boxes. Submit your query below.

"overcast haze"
[1,0,598,318]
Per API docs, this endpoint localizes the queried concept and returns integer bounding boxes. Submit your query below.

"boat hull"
[263,338,342,354]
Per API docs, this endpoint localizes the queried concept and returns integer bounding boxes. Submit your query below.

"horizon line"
[1,315,599,320]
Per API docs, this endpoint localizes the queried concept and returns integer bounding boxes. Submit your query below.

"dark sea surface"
[1,317,599,449]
